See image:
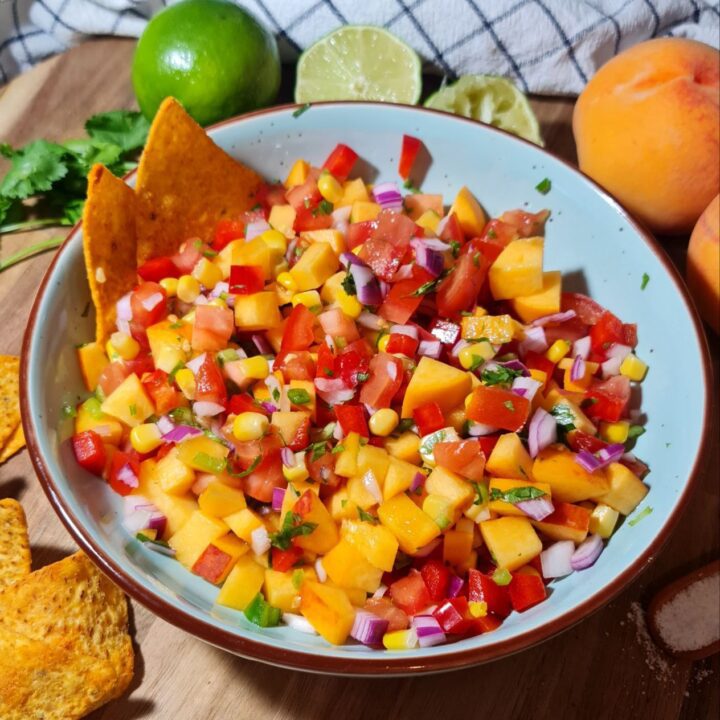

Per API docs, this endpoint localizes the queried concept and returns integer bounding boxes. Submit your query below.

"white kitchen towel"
[0,0,718,93]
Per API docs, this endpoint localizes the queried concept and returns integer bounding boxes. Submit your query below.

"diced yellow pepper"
[289,242,339,291]
[216,555,265,611]
[378,494,441,554]
[461,314,520,344]
[198,482,247,517]
[488,237,544,300]
[268,205,297,238]
[284,158,310,189]
[600,421,630,444]
[234,291,282,331]
[510,271,562,323]
[449,187,487,237]
[350,200,381,223]
[480,516,542,571]
[168,510,228,568]
[100,373,154,427]
[589,503,620,538]
[620,355,648,382]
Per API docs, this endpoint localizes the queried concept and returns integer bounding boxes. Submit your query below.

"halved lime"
[425,75,543,145]
[295,26,422,104]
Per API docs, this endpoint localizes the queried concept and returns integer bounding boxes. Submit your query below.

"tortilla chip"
[0,424,25,463]
[0,356,20,453]
[82,164,138,344]
[135,97,263,263]
[0,551,134,699]
[0,499,31,589]
[0,626,118,720]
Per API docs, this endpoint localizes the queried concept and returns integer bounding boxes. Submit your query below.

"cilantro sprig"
[269,512,317,550]
[489,486,546,504]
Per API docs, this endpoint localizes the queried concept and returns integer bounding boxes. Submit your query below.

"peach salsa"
[71,137,651,649]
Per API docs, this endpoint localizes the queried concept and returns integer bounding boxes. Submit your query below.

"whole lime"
[132,0,280,126]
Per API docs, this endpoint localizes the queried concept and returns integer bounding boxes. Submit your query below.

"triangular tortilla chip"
[0,356,20,455]
[0,626,118,720]
[0,424,25,464]
[82,164,138,344]
[0,499,31,588]
[0,551,134,699]
[135,97,263,264]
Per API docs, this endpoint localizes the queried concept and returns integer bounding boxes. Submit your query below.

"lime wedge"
[425,75,543,145]
[295,26,422,104]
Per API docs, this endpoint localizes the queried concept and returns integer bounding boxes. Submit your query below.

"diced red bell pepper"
[467,569,513,619]
[346,220,377,251]
[229,265,265,295]
[466,384,530,432]
[137,256,180,283]
[589,311,625,353]
[108,450,140,496]
[468,613,503,634]
[359,352,404,409]
[385,333,419,357]
[440,213,465,244]
[436,252,489,318]
[71,430,106,476]
[316,342,336,379]
[585,375,630,422]
[294,205,334,232]
[566,429,609,454]
[228,393,267,416]
[523,351,556,388]
[335,404,369,438]
[420,559,450,602]
[360,210,416,282]
[378,268,434,325]
[477,434,501,458]
[271,545,304,572]
[322,143,358,182]
[412,401,446,437]
[281,304,316,352]
[337,349,369,388]
[429,318,461,346]
[398,135,422,180]
[433,596,472,634]
[389,571,432,615]
[212,218,245,251]
[508,568,547,612]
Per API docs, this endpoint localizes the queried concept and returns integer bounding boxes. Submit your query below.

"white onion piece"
[390,324,419,340]
[467,421,498,437]
[250,526,271,556]
[140,292,164,312]
[393,264,415,280]
[511,376,542,402]
[601,355,623,379]
[362,470,382,505]
[573,336,591,360]
[193,295,209,306]
[332,205,352,226]
[209,281,229,299]
[314,377,355,405]
[192,401,225,417]
[420,237,452,252]
[282,613,317,634]
[191,473,216,496]
[116,292,132,322]
[435,215,450,237]
[245,220,270,241]
[357,312,384,330]
[156,415,174,435]
[185,353,206,375]
[372,584,388,599]
[541,541,575,578]
[314,558,327,582]
[418,339,442,359]
[333,422,344,440]
[116,463,139,489]
[606,343,632,360]
[571,534,603,571]
[450,339,469,358]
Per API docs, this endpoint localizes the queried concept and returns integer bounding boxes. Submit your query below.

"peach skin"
[686,194,719,334]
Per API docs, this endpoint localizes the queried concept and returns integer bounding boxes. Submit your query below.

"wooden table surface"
[0,39,717,720]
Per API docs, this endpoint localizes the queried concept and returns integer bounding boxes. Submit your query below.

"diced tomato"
[124,354,155,378]
[229,265,264,295]
[433,596,472,634]
[343,338,374,361]
[385,333,419,357]
[590,311,625,353]
[398,135,422,180]
[561,292,605,325]
[378,268,434,324]
[544,317,589,345]
[335,404,369,438]
[360,210,416,282]
[499,209,550,238]
[429,318,461,346]
[228,393,267,416]
[273,350,315,382]
[271,545,303,572]
[322,143,358,182]
[346,220,377,251]
[130,282,168,328]
[294,205,334,232]
[440,213,464,244]
[477,435,501,458]
[107,450,140,496]
[243,449,283,502]
[316,342,336,379]
[467,569,512,619]
[307,447,339,487]
[281,304,316,352]
[433,439,486,481]
[470,220,517,264]
[288,415,310,451]
[212,218,245,251]
[71,430,106,476]
[337,350,369,388]
[466,384,530,432]
[436,252,489,318]
[195,354,227,405]
[192,305,234,353]
[389,571,432,615]
[586,375,630,422]
[508,567,547,612]
[359,352,404,409]
[412,402,446,437]
[98,362,131,397]
[622,323,638,348]
[318,307,359,343]
[286,174,321,211]
[420,559,450,602]
[233,431,281,468]
[364,597,409,632]
[137,256,180,283]
[171,241,205,275]
[142,369,184,415]
[254,182,287,212]
[566,429,608,454]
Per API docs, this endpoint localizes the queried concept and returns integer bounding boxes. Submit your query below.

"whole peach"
[573,38,719,235]
[686,194,719,334]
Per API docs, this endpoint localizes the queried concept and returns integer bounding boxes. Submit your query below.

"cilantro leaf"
[410,278,440,297]
[269,512,317,550]
[535,177,552,195]
[0,140,69,199]
[0,195,13,225]
[309,441,327,462]
[489,486,546,504]
[226,455,262,479]
[357,507,379,524]
[550,403,575,431]
[481,366,523,387]
[640,273,650,291]
[85,110,150,153]
[341,272,357,296]
[287,388,311,405]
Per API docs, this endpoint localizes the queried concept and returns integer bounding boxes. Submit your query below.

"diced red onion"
[518,326,548,356]
[285,238,298,264]
[499,359,529,375]
[245,219,270,241]
[511,376,542,402]
[420,237,452,252]
[528,407,557,458]
[282,613,317,634]
[601,355,623,379]
[393,264,415,280]
[575,450,602,473]
[435,215,450,237]
[314,377,355,405]
[123,497,155,533]
[372,182,403,211]
[163,424,203,443]
[516,495,555,521]
[412,615,446,648]
[350,263,382,306]
[332,205,352,228]
[540,541,575,578]
[571,534,603,570]
[362,470,382,505]
[606,343,632,360]
[390,324,418,340]
[413,537,441,557]
[147,511,167,537]
[351,610,389,646]
[570,354,586,381]
[372,584,388,600]
[447,575,464,598]
[314,558,327,582]
[339,251,367,268]
[185,353,206,375]
[467,421,498,437]
[531,309,577,327]
[249,335,271,357]
[409,472,425,493]
[272,487,286,511]
[141,291,164,312]
[629,409,644,424]
[116,292,132,322]
[379,280,390,299]
[357,311,384,330]
[451,339,469,358]
[280,447,295,468]
[575,443,624,473]
[116,462,139,489]
[250,526,271,556]
[410,239,444,277]
[597,443,625,464]
[513,387,528,397]
[573,336,591,360]
[265,374,289,412]
[209,281,229,299]
[193,401,225,417]
[418,339,442,359]
[156,415,175,435]
[260,401,277,414]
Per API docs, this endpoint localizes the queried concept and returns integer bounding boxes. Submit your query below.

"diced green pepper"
[244,593,282,627]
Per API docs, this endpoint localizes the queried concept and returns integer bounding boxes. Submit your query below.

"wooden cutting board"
[0,38,717,720]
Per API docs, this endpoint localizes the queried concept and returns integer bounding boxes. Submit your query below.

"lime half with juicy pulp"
[295,26,422,104]
[425,75,543,145]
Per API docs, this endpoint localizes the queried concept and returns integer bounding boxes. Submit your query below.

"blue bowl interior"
[26,104,707,668]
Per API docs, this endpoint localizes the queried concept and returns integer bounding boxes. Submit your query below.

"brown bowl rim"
[20,100,713,675]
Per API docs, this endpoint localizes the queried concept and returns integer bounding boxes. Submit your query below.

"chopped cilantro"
[641,273,650,290]
[550,403,576,430]
[471,481,488,506]
[168,361,185,384]
[503,400,515,412]
[449,240,461,258]
[169,321,183,330]
[410,278,440,297]
[269,512,317,550]
[341,272,357,296]
[331,444,345,455]
[472,252,480,267]
[271,387,281,402]
[323,367,334,377]
[535,177,552,194]
[303,198,311,209]
[492,568,512,586]
[628,506,653,527]
[396,418,415,434]
[287,388,311,405]
[292,103,311,118]
[627,425,646,440]
[357,507,379,524]
[136,533,172,548]
[129,403,137,417]
[226,455,262,479]
[356,371,369,383]
[291,569,305,589]
[316,199,333,215]
[469,355,485,372]
[482,365,523,387]
[403,179,420,193]
[489,486,546,504]
[309,441,327,462]
[487,228,497,239]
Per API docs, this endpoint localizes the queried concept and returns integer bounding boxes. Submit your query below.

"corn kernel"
[318,171,343,204]
[260,229,288,258]
[175,368,196,400]
[236,356,270,381]
[292,290,322,309]
[378,334,390,352]
[108,331,140,361]
[192,258,223,290]
[600,420,630,444]
[130,423,164,454]
[620,354,648,382]
[382,629,418,650]
[159,277,178,297]
[208,297,228,309]
[283,462,310,483]
[369,408,399,437]
[546,339,571,363]
[276,272,298,292]
[177,275,201,303]
[468,600,488,618]
[337,290,363,319]
[233,412,269,442]
[458,341,495,370]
